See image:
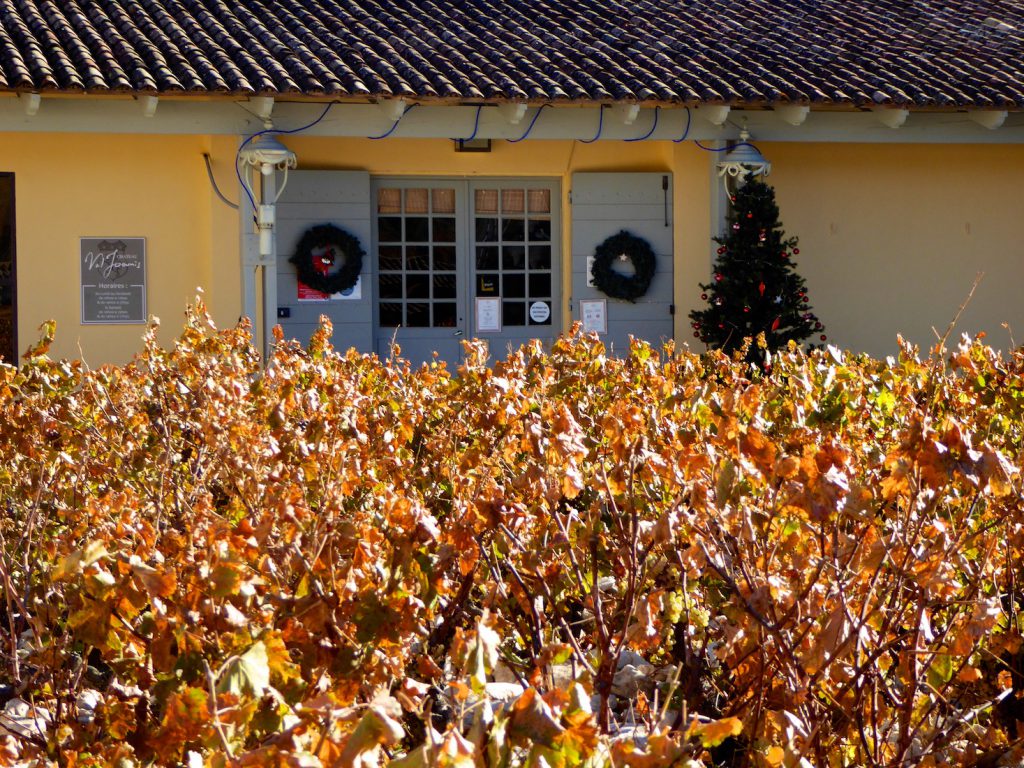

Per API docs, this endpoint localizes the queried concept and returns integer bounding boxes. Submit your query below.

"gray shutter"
[570,172,673,354]
[276,170,373,352]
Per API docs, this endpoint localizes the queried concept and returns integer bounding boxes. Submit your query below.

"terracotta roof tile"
[0,0,1022,108]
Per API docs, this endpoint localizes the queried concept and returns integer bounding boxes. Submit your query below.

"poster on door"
[297,277,362,301]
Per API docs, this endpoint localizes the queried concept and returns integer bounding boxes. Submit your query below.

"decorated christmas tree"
[689,177,824,361]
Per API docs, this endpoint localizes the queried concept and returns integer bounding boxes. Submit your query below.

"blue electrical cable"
[235,101,337,213]
[368,103,420,140]
[452,105,483,141]
[624,106,660,141]
[672,106,692,143]
[506,104,550,143]
[579,104,605,143]
[693,139,761,153]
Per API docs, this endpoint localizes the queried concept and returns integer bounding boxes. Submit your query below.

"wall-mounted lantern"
[238,133,297,260]
[238,133,297,358]
[717,128,770,200]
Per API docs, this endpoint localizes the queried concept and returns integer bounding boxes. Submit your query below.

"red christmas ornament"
[701,293,708,300]
[771,317,781,331]
[793,247,800,254]
[714,273,723,282]
[693,332,700,338]
[718,323,725,329]
[758,281,766,296]
[781,252,789,259]
[746,213,753,219]
[717,247,726,254]
[820,334,827,341]
[802,296,809,303]
[743,306,750,313]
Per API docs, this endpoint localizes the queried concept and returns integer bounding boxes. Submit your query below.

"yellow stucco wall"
[765,142,1024,357]
[0,132,240,364]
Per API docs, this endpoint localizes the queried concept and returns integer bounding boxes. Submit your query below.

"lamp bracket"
[377,98,408,123]
[700,104,730,126]
[499,102,528,124]
[614,103,641,125]
[872,107,909,129]
[775,104,809,126]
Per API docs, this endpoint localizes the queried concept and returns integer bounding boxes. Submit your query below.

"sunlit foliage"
[0,302,1021,767]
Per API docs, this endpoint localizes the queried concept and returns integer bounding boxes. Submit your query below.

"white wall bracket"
[498,102,528,124]
[22,92,40,116]
[699,104,731,126]
[872,107,909,129]
[250,96,275,127]
[140,95,159,118]
[968,109,1008,130]
[377,97,407,123]
[614,103,641,125]
[775,104,810,126]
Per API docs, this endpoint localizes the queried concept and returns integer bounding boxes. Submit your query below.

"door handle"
[453,330,464,337]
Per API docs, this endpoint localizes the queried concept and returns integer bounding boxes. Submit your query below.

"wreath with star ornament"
[289,224,364,295]
[590,230,656,302]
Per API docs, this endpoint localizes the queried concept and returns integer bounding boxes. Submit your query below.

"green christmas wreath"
[591,230,656,302]
[289,224,364,295]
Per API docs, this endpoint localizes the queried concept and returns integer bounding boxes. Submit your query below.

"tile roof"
[0,0,1023,109]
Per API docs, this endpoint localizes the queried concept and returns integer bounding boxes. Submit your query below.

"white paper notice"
[476,297,502,333]
[580,299,607,334]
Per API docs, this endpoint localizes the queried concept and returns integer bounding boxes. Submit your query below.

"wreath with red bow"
[289,224,364,296]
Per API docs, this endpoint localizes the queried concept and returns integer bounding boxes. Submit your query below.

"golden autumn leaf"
[691,716,743,748]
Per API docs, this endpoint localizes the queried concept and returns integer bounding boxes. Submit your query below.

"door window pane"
[528,219,551,241]
[502,218,525,241]
[406,245,429,270]
[378,188,402,213]
[476,246,498,270]
[502,245,525,270]
[501,189,525,214]
[475,189,498,214]
[433,217,456,242]
[406,274,430,299]
[434,246,457,270]
[529,273,551,298]
[476,218,498,242]
[434,303,457,327]
[378,217,402,242]
[528,189,551,213]
[503,301,525,326]
[406,217,429,242]
[503,273,525,298]
[379,245,403,271]
[528,245,551,269]
[432,188,456,213]
[405,188,429,214]
[379,273,403,299]
[407,303,430,327]
[379,303,402,326]
[433,274,457,298]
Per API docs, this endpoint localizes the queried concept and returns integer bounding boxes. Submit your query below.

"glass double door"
[373,179,559,367]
